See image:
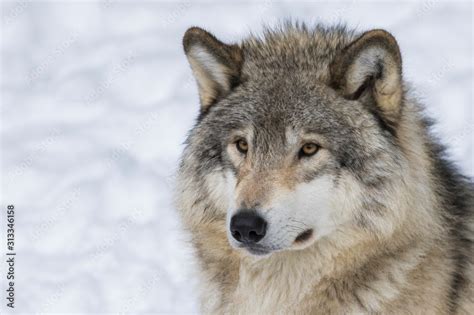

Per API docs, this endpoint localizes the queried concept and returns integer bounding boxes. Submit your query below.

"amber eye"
[236,139,248,154]
[299,143,319,158]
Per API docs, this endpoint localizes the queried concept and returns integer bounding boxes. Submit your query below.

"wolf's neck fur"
[228,234,436,314]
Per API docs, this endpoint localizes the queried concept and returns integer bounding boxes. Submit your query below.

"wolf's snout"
[230,211,267,243]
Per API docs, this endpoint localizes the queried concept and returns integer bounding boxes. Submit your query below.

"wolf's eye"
[236,139,248,154]
[299,143,319,158]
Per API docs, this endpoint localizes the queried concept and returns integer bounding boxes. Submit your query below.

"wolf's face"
[181,27,405,256]
[220,84,352,255]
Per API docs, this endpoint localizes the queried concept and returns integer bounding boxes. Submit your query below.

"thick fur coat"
[175,23,473,314]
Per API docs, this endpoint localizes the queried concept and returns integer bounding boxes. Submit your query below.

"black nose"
[230,211,267,243]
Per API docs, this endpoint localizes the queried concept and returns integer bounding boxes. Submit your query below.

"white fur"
[205,170,236,214]
[266,176,337,247]
[189,45,229,87]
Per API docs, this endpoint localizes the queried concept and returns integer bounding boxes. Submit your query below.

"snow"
[0,1,472,313]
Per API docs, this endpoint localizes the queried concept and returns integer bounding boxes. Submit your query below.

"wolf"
[175,23,473,314]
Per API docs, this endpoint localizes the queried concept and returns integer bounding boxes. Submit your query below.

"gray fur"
[176,23,473,314]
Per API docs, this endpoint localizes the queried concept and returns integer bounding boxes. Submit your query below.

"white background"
[1,1,472,313]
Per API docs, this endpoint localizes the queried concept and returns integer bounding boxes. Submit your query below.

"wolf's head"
[179,25,415,257]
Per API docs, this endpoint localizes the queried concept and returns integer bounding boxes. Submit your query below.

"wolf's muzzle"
[230,211,267,244]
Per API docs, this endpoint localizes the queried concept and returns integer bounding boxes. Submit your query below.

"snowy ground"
[0,1,472,314]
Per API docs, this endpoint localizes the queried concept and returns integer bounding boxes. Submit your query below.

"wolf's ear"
[183,27,243,111]
[331,29,403,126]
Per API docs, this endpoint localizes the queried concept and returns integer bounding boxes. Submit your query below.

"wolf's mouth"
[245,246,270,256]
[238,243,271,256]
[294,229,314,244]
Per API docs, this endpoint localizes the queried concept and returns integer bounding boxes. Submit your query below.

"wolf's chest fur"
[204,241,453,314]
[228,257,317,314]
